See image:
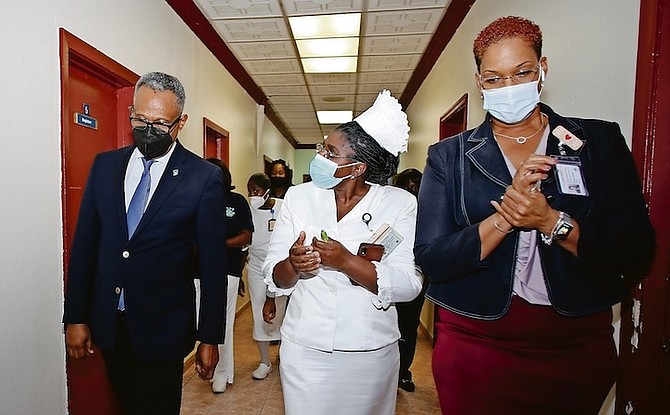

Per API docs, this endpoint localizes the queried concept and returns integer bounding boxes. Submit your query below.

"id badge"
[268,218,276,232]
[553,156,589,196]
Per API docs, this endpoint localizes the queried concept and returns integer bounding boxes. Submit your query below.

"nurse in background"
[246,173,287,381]
[269,159,292,198]
[206,159,253,394]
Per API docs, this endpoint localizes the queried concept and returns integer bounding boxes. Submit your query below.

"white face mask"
[249,189,270,209]
[482,69,545,124]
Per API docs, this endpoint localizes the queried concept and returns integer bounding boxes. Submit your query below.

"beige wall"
[402,0,640,172]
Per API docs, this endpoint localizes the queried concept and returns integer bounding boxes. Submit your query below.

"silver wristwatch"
[540,211,574,245]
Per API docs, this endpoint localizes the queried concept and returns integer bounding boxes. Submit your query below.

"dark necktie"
[126,157,155,238]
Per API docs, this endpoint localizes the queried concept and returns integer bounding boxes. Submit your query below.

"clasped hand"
[491,154,557,232]
[288,231,351,274]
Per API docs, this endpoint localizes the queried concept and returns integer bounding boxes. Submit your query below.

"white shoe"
[252,363,272,380]
[211,376,227,393]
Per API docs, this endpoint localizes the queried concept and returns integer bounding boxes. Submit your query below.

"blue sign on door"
[74,112,98,130]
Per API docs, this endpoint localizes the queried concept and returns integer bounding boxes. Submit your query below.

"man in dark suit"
[64,72,228,414]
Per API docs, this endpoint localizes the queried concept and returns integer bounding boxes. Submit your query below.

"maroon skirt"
[432,296,616,415]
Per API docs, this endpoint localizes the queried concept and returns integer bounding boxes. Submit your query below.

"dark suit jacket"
[415,103,655,319]
[63,141,228,361]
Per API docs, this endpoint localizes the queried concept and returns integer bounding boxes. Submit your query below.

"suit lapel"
[129,142,187,240]
[465,123,512,189]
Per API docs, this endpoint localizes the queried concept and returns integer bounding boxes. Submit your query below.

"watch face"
[556,221,573,240]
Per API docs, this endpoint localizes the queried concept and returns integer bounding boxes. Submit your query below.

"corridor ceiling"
[168,0,474,148]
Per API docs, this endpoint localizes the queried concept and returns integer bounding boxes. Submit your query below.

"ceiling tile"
[242,59,303,74]
[282,0,363,16]
[196,0,283,18]
[253,73,305,85]
[361,34,432,55]
[211,18,291,42]
[309,84,357,95]
[366,0,450,11]
[227,41,297,59]
[358,71,413,83]
[358,54,421,72]
[269,95,312,105]
[264,84,310,95]
[364,9,445,35]
[305,73,358,85]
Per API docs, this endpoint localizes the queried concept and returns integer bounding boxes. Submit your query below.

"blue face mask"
[482,68,545,124]
[309,154,360,189]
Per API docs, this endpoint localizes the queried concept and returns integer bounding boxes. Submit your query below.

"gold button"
[115,287,121,295]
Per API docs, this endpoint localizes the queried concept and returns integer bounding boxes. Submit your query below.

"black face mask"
[132,127,175,160]
[271,176,290,189]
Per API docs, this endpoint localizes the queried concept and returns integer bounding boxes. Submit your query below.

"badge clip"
[552,126,583,151]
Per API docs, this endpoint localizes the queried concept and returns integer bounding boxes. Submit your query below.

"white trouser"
[213,275,240,383]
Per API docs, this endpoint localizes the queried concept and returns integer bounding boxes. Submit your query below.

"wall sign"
[74,104,97,129]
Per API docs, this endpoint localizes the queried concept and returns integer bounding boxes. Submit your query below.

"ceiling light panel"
[317,110,353,124]
[302,57,357,73]
[296,37,359,58]
[289,13,361,39]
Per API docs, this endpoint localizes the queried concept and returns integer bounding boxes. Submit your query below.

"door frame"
[439,93,468,141]
[60,28,138,415]
[60,28,138,271]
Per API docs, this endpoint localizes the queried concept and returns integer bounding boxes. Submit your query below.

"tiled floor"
[181,304,440,414]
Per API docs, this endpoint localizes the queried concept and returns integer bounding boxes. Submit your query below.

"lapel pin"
[552,125,584,151]
[173,169,179,177]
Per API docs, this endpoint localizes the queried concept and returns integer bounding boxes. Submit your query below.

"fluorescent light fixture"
[289,13,361,39]
[317,111,353,124]
[296,37,359,58]
[302,57,357,73]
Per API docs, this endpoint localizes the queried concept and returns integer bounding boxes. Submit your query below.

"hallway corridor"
[181,303,440,414]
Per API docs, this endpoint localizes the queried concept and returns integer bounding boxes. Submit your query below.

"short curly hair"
[473,16,542,71]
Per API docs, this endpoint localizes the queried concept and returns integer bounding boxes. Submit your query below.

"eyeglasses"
[316,142,356,161]
[479,66,540,89]
[129,113,182,134]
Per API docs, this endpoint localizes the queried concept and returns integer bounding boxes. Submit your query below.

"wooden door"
[203,117,229,165]
[439,94,468,141]
[61,29,138,415]
[617,1,670,413]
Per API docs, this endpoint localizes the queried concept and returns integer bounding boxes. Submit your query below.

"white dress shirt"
[123,142,177,212]
[263,182,423,352]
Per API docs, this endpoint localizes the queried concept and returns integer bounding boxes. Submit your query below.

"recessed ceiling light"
[296,37,359,58]
[322,96,346,102]
[317,110,353,124]
[289,14,361,39]
[302,57,357,73]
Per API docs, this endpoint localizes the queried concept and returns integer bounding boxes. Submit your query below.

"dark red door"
[203,117,229,165]
[61,29,137,415]
[617,1,670,413]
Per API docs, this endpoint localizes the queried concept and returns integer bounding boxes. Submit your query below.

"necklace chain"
[494,114,547,144]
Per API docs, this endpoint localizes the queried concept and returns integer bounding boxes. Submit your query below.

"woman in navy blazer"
[415,17,655,415]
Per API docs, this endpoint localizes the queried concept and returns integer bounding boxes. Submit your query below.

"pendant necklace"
[494,114,547,144]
